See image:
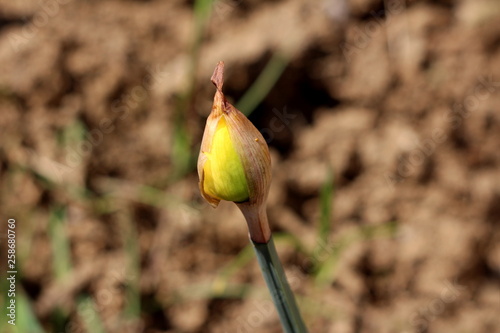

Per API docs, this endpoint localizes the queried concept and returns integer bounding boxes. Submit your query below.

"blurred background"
[0,0,499,332]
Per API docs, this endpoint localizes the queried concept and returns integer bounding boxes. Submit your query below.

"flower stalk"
[253,237,308,332]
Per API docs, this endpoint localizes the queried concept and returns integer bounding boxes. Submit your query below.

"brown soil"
[0,0,499,332]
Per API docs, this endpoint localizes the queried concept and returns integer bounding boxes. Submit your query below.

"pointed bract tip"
[211,61,225,91]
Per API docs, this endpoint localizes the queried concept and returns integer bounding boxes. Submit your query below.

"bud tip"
[211,61,225,91]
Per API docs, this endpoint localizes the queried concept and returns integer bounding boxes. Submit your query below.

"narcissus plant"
[198,62,307,333]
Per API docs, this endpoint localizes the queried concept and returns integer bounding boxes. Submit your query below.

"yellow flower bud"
[198,62,272,243]
[202,116,249,203]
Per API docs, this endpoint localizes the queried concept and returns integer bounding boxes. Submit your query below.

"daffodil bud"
[198,62,272,243]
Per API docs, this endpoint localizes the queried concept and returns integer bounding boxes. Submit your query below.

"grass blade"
[15,290,45,333]
[317,167,334,247]
[314,221,398,287]
[118,211,141,321]
[77,296,107,333]
[48,206,72,280]
[237,52,289,116]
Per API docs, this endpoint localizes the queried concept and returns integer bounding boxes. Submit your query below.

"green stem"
[252,237,308,333]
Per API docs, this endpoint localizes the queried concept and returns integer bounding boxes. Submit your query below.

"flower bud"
[198,62,272,243]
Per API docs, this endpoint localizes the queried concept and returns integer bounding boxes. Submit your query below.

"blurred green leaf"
[118,211,141,320]
[317,168,334,248]
[314,221,398,288]
[59,120,87,148]
[170,0,216,180]
[15,290,45,333]
[237,52,289,116]
[77,296,107,333]
[212,244,255,294]
[48,206,72,280]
